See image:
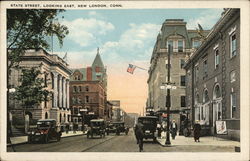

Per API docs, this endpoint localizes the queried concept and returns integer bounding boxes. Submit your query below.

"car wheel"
[153,137,157,142]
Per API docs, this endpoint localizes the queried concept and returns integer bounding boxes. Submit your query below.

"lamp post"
[160,44,175,145]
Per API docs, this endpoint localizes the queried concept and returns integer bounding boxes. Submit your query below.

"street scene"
[5,7,241,154]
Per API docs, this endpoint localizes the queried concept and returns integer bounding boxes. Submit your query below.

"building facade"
[147,19,209,128]
[9,49,72,128]
[69,49,108,126]
[185,9,240,141]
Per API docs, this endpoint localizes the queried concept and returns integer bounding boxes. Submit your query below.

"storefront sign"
[216,120,227,135]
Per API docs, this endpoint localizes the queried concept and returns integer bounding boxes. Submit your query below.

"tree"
[7,9,69,70]
[14,67,51,108]
[7,9,69,151]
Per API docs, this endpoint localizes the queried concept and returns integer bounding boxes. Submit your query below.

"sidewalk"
[8,131,87,146]
[157,134,240,149]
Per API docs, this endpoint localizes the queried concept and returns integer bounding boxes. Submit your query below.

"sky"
[52,8,223,114]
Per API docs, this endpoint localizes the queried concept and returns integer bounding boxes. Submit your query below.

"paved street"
[7,129,240,152]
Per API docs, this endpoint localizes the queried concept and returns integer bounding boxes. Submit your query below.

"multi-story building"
[147,19,209,129]
[69,49,108,126]
[185,9,240,141]
[9,49,72,129]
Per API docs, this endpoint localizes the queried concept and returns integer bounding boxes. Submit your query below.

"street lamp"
[160,44,175,145]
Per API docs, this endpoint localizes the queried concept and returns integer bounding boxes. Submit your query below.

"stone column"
[53,72,58,108]
[63,78,67,108]
[58,75,62,108]
[66,80,70,110]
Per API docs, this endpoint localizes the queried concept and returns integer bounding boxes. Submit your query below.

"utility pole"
[165,44,172,145]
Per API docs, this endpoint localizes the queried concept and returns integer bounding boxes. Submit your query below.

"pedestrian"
[170,120,178,139]
[193,120,201,142]
[135,120,144,152]
[65,123,69,134]
[157,122,162,138]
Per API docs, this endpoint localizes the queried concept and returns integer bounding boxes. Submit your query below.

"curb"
[7,133,86,147]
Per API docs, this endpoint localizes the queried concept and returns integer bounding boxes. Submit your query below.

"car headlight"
[32,131,35,134]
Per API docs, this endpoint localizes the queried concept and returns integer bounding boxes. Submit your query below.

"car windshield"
[37,121,51,129]
[91,121,103,126]
[139,119,157,125]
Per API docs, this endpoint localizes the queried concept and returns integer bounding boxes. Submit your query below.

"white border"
[0,1,249,161]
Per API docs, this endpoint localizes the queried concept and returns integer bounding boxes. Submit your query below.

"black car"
[138,116,158,142]
[87,119,106,138]
[27,119,62,143]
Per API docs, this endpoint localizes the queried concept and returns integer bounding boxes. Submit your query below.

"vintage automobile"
[27,119,62,143]
[137,116,158,142]
[112,122,129,135]
[106,123,116,135]
[87,119,106,138]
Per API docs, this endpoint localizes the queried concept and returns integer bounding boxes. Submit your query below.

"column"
[66,80,70,110]
[58,75,62,108]
[63,78,67,108]
[53,72,58,108]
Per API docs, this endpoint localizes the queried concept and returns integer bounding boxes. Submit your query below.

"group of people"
[157,120,178,140]
[158,120,202,142]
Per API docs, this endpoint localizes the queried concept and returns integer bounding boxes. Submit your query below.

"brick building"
[184,9,240,141]
[147,19,209,129]
[69,49,111,126]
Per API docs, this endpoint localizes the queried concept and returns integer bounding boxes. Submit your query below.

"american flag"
[127,64,136,74]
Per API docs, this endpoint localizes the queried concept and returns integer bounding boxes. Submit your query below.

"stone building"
[69,49,109,126]
[9,49,72,127]
[184,9,240,141]
[147,19,209,128]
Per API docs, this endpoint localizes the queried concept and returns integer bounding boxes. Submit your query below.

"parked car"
[87,119,106,138]
[27,119,62,143]
[138,116,158,142]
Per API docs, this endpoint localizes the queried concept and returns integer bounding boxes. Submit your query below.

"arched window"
[45,112,48,119]
[214,85,221,99]
[203,89,209,103]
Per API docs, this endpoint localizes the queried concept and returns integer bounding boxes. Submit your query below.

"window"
[193,40,201,48]
[181,96,186,107]
[178,40,184,52]
[180,75,186,86]
[215,49,219,69]
[231,92,236,118]
[167,40,173,48]
[194,65,199,82]
[79,86,82,92]
[73,86,77,93]
[85,86,89,92]
[230,71,236,83]
[85,96,89,103]
[77,97,81,104]
[230,33,237,57]
[51,73,54,89]
[203,59,208,79]
[44,73,47,87]
[180,59,185,69]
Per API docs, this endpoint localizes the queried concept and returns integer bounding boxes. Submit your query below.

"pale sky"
[52,9,223,114]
